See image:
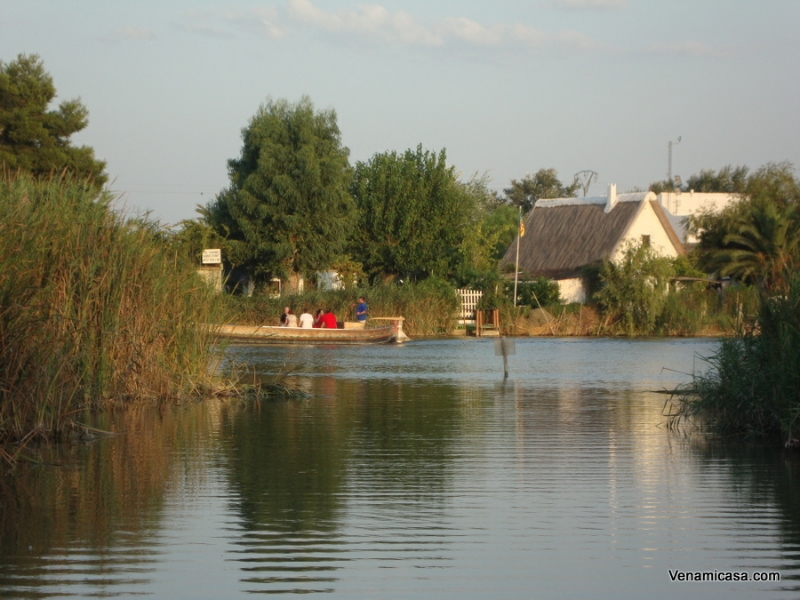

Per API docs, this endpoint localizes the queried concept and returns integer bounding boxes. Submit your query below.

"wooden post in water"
[494,337,516,379]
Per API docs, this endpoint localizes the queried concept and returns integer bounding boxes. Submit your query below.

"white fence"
[456,288,483,321]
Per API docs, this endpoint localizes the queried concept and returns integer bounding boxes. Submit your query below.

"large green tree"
[0,54,106,186]
[205,96,354,281]
[689,162,800,287]
[503,168,578,213]
[685,164,749,193]
[349,145,478,281]
[711,202,800,293]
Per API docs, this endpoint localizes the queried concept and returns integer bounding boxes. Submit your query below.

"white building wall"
[557,278,587,304]
[657,191,737,217]
[612,202,681,261]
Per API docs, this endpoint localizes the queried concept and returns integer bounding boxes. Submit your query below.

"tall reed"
[0,175,226,444]
[672,276,800,444]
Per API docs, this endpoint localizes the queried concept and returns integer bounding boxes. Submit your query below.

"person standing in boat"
[299,308,314,329]
[320,308,338,329]
[354,296,368,328]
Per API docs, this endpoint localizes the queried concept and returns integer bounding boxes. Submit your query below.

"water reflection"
[2,338,800,597]
[0,404,219,597]
[222,377,466,594]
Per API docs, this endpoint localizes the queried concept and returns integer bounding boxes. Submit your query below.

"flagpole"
[514,206,521,307]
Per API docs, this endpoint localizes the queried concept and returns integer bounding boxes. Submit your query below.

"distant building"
[655,191,738,245]
[500,184,685,304]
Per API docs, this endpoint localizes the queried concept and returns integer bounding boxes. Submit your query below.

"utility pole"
[668,136,681,185]
[513,206,521,307]
[573,170,598,197]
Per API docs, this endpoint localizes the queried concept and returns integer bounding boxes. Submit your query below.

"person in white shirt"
[298,308,314,329]
[284,308,298,327]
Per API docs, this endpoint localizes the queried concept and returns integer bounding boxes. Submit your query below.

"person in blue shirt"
[354,296,368,324]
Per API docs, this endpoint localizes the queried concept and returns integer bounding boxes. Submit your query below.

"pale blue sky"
[2,0,798,225]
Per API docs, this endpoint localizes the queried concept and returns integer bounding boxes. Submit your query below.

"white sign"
[202,249,222,264]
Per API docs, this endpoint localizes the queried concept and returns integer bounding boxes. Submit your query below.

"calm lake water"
[2,337,799,599]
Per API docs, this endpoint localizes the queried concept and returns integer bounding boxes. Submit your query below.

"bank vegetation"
[0,175,230,453]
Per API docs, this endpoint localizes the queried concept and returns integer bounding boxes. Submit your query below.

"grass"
[0,174,231,449]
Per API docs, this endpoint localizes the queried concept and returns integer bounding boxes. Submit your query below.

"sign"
[494,338,516,356]
[202,249,222,265]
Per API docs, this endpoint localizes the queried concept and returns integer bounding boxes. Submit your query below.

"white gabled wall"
[612,201,681,261]
[555,200,680,304]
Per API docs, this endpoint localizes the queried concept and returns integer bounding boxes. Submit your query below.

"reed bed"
[670,276,800,445]
[0,175,227,447]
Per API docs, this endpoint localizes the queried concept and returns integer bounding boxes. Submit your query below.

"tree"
[711,202,800,293]
[168,217,247,267]
[453,174,517,286]
[349,145,476,282]
[648,179,677,194]
[0,54,106,186]
[689,162,800,279]
[204,96,354,283]
[685,165,749,193]
[503,168,578,213]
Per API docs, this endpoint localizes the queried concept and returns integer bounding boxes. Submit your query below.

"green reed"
[671,276,800,444]
[0,175,227,445]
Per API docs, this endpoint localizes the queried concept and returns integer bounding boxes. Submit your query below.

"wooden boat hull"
[209,324,401,345]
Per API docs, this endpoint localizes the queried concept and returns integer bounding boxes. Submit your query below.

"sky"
[2,0,798,226]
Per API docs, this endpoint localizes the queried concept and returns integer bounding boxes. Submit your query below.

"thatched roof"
[500,193,683,279]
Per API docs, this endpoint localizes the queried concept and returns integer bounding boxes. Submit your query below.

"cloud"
[286,0,606,54]
[443,17,503,46]
[241,7,288,39]
[645,41,724,58]
[182,7,287,40]
[511,24,603,52]
[553,0,628,10]
[179,1,612,55]
[287,0,442,45]
[112,26,156,41]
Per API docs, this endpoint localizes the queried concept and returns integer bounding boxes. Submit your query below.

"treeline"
[174,96,579,291]
[171,95,799,337]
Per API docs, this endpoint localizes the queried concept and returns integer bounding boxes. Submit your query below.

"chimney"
[605,183,617,213]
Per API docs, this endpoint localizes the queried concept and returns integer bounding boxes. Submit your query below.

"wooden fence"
[456,288,483,321]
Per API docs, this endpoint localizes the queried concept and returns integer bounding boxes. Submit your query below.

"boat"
[209,318,408,345]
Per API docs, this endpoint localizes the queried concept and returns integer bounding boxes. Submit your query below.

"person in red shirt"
[320,309,338,329]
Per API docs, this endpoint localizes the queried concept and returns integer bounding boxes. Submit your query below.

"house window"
[641,235,651,248]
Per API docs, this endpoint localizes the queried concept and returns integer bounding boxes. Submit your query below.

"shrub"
[595,241,674,335]
[508,278,561,308]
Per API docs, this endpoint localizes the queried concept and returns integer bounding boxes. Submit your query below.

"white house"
[500,184,685,304]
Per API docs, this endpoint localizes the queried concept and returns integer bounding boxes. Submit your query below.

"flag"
[519,217,526,238]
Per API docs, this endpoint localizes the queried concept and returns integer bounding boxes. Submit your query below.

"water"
[1,337,799,598]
